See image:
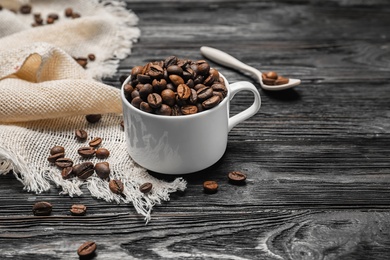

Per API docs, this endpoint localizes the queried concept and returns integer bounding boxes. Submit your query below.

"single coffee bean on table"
[70,204,87,216]
[228,171,247,185]
[77,241,97,258]
[203,180,218,194]
[61,166,74,180]
[55,158,73,168]
[50,146,65,155]
[78,147,96,158]
[32,201,52,216]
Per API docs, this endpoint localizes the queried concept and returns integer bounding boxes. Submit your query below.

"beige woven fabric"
[0,0,186,222]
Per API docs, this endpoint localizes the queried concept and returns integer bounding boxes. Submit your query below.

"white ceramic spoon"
[200,46,301,91]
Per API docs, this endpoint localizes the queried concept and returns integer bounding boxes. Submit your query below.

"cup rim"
[120,73,229,120]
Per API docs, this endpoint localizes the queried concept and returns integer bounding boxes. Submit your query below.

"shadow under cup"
[121,74,261,174]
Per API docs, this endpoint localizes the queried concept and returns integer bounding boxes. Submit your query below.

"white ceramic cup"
[121,73,261,174]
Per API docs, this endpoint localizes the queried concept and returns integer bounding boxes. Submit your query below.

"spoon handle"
[200,46,260,75]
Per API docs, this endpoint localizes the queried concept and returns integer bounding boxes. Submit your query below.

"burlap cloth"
[0,0,186,222]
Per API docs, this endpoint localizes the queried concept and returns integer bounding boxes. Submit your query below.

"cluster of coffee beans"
[262,71,289,85]
[203,171,247,194]
[124,56,228,116]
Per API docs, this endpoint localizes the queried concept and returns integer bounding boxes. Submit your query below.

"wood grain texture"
[1,0,390,259]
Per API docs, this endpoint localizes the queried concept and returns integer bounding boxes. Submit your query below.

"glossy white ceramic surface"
[121,74,261,174]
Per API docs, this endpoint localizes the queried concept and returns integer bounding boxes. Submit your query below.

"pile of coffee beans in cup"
[123,56,228,116]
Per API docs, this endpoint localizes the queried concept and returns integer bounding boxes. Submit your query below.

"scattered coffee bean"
[50,145,65,155]
[95,148,110,159]
[75,129,88,141]
[203,180,218,194]
[46,17,55,24]
[88,54,95,61]
[71,12,81,19]
[48,152,65,163]
[262,71,290,85]
[20,4,32,14]
[73,162,94,180]
[202,95,221,109]
[109,179,124,194]
[70,204,87,216]
[89,137,102,147]
[61,166,74,180]
[139,182,153,194]
[65,7,73,17]
[32,201,52,216]
[55,158,74,168]
[78,147,96,158]
[95,162,110,180]
[77,241,97,257]
[228,171,247,184]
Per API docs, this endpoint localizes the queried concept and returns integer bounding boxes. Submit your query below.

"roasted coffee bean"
[32,201,52,216]
[20,4,32,14]
[50,146,65,155]
[188,88,198,104]
[139,182,153,193]
[202,95,221,110]
[77,241,97,257]
[85,114,101,123]
[131,96,143,109]
[48,152,65,163]
[89,137,102,147]
[275,76,289,85]
[147,93,163,108]
[142,62,152,75]
[73,162,94,180]
[181,105,198,115]
[96,148,110,159]
[139,84,153,100]
[228,171,247,184]
[34,16,43,25]
[48,13,59,20]
[203,180,218,194]
[169,74,184,87]
[156,104,172,116]
[137,74,151,84]
[193,75,204,85]
[78,147,95,158]
[161,89,176,106]
[164,56,178,68]
[65,7,73,17]
[140,101,153,113]
[186,78,195,88]
[131,65,144,78]
[209,68,220,81]
[172,105,182,116]
[70,204,87,216]
[46,17,55,24]
[176,84,190,100]
[203,74,215,86]
[88,54,96,61]
[61,166,74,180]
[109,179,124,194]
[152,78,167,92]
[148,64,164,79]
[262,74,275,85]
[55,158,73,168]
[194,83,206,91]
[123,83,134,96]
[266,71,278,79]
[75,129,88,141]
[196,60,210,75]
[167,65,183,75]
[131,89,140,99]
[95,162,110,180]
[197,86,213,101]
[211,82,228,97]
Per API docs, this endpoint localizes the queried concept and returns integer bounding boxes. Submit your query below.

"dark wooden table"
[1,0,390,259]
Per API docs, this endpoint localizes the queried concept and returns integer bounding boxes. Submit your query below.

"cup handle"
[228,81,261,132]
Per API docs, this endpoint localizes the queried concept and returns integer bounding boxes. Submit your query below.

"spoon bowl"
[200,46,301,91]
